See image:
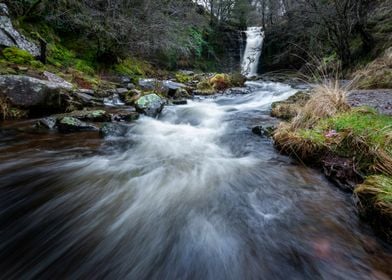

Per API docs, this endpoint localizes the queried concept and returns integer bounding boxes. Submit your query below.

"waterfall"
[241,27,264,78]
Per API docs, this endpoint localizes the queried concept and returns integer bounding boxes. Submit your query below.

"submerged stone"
[100,122,130,137]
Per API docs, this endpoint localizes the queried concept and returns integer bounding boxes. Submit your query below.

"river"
[0,81,391,279]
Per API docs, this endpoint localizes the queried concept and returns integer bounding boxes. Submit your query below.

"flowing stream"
[241,27,264,77]
[0,81,391,279]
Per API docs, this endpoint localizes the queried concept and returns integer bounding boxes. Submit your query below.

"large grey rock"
[0,75,74,110]
[43,72,73,90]
[57,110,112,122]
[0,4,40,57]
[135,94,165,117]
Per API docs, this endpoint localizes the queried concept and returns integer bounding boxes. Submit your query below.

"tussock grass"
[291,81,350,129]
[355,175,392,241]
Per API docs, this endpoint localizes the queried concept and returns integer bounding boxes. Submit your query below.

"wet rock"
[139,79,158,90]
[0,75,81,113]
[78,88,95,96]
[173,88,191,99]
[57,117,98,133]
[35,117,57,129]
[74,91,103,107]
[163,80,187,97]
[125,83,135,90]
[172,100,188,105]
[112,111,140,122]
[135,94,165,117]
[224,87,250,95]
[0,4,40,57]
[116,88,129,96]
[100,122,130,137]
[252,125,275,137]
[62,110,111,122]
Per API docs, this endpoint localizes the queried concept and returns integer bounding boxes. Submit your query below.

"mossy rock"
[56,110,111,122]
[57,117,98,133]
[175,72,193,84]
[229,73,246,87]
[135,93,165,117]
[271,91,310,120]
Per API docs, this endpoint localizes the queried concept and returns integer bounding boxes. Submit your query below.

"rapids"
[0,81,391,279]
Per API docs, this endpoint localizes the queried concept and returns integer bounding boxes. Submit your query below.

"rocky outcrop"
[0,4,40,57]
[135,94,165,117]
[0,75,81,114]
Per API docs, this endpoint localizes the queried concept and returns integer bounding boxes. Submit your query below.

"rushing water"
[241,27,264,77]
[0,81,391,279]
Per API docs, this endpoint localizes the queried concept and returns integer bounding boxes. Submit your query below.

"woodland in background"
[2,0,392,75]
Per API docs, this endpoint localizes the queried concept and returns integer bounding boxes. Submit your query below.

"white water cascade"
[241,27,264,77]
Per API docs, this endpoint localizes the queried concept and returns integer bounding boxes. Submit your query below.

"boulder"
[100,123,130,137]
[139,79,158,91]
[74,91,103,107]
[0,75,80,113]
[60,110,111,122]
[0,4,40,57]
[135,94,165,117]
[252,125,275,137]
[57,117,98,133]
[116,88,129,96]
[163,80,187,97]
[43,72,73,90]
[112,110,139,122]
[78,88,95,96]
[35,117,57,129]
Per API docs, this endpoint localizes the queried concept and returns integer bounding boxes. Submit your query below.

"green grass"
[275,107,392,175]
[318,108,392,150]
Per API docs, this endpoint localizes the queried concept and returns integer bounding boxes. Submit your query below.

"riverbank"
[271,80,392,242]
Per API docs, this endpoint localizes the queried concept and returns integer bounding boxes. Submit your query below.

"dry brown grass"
[273,123,326,161]
[291,80,351,130]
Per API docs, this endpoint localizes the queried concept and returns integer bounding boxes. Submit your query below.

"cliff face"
[208,24,244,73]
